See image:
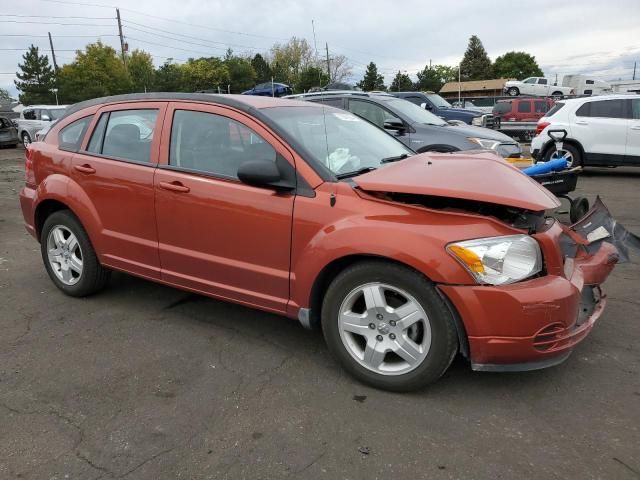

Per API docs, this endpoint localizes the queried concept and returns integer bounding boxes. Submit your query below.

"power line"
[0,14,113,19]
[0,20,113,26]
[0,34,118,37]
[125,36,232,58]
[122,20,263,51]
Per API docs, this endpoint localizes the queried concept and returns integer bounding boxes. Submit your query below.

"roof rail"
[284,90,371,99]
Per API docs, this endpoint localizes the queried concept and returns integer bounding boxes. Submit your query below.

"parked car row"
[285,91,521,158]
[20,92,618,391]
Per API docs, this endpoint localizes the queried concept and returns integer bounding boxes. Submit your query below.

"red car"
[19,93,618,391]
[493,97,555,123]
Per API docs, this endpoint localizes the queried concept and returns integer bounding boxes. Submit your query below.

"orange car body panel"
[18,94,617,370]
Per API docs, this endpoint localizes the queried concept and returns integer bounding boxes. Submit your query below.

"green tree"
[298,65,329,92]
[181,57,229,92]
[390,71,413,91]
[57,41,131,102]
[415,64,457,92]
[357,62,385,91]
[224,51,256,93]
[269,37,315,88]
[460,35,493,81]
[251,53,272,83]
[493,51,543,79]
[14,45,56,104]
[127,49,155,92]
[0,87,11,100]
[154,60,184,92]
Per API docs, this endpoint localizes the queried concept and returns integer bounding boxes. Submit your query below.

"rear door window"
[517,101,532,113]
[493,102,512,114]
[87,109,159,163]
[348,100,387,128]
[534,101,548,113]
[579,99,627,119]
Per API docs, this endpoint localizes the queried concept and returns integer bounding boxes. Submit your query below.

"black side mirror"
[384,120,407,134]
[237,159,295,192]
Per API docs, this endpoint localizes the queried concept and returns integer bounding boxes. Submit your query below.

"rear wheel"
[551,91,563,100]
[542,143,581,168]
[507,87,519,96]
[321,260,458,392]
[22,132,31,147]
[40,210,110,297]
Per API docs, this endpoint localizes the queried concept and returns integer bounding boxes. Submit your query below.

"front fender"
[289,185,520,310]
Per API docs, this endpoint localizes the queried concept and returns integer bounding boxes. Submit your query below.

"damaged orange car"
[19,93,623,391]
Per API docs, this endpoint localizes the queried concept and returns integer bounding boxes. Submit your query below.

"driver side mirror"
[384,119,407,134]
[237,159,295,192]
[41,114,51,121]
[420,102,432,110]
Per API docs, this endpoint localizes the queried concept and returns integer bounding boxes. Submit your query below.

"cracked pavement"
[1,147,639,479]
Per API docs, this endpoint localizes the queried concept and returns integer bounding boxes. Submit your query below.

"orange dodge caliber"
[19,93,619,391]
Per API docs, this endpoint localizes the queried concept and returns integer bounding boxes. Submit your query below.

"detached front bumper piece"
[440,199,636,372]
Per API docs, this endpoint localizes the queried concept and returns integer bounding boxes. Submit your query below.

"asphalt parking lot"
[1,145,639,480]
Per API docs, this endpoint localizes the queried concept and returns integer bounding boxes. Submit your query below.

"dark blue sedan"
[242,82,292,97]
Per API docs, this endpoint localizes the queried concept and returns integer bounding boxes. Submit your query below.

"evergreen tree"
[459,35,493,81]
[14,45,56,104]
[251,54,272,83]
[357,62,385,91]
[390,71,414,91]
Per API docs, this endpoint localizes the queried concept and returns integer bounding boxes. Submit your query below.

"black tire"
[542,143,582,168]
[22,132,32,147]
[321,260,458,392]
[40,210,110,297]
[507,87,519,96]
[9,143,18,148]
[551,91,563,100]
[569,196,590,223]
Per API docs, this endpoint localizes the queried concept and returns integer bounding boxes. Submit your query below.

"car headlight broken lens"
[447,235,542,285]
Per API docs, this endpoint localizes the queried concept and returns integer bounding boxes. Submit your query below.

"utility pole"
[48,32,58,73]
[325,43,331,83]
[312,20,322,87]
[633,61,637,81]
[116,8,126,65]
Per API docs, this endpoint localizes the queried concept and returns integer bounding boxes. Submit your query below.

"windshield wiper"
[380,153,410,164]
[335,166,377,179]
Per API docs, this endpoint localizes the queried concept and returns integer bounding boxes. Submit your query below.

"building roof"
[440,79,511,93]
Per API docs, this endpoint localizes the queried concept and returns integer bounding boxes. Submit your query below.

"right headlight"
[447,235,542,285]
[467,137,501,150]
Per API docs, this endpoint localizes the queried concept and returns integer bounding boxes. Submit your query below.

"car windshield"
[48,109,66,120]
[264,106,413,177]
[426,94,452,109]
[384,99,447,126]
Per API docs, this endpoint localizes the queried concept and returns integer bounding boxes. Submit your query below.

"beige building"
[439,79,511,98]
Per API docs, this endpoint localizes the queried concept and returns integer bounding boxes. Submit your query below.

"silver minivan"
[18,105,68,146]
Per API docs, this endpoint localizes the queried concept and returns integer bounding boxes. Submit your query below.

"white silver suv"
[531,94,640,167]
[18,105,68,146]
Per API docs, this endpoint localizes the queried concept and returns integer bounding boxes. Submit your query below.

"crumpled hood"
[354,151,561,212]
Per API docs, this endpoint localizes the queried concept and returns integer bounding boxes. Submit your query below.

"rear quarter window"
[545,102,565,117]
[493,102,512,114]
[58,116,92,152]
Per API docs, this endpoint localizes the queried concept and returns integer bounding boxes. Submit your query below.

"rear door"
[154,102,295,313]
[627,98,640,164]
[571,99,628,165]
[71,102,167,278]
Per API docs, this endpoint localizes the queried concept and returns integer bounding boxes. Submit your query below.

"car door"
[154,102,295,313]
[536,78,549,96]
[70,102,167,279]
[627,98,640,164]
[571,99,628,165]
[520,78,537,95]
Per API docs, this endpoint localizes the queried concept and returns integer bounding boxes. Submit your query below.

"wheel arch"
[305,254,469,358]
[541,137,585,162]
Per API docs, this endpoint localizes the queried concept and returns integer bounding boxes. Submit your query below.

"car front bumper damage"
[439,198,638,372]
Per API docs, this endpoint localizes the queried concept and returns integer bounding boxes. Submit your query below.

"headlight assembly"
[467,137,501,150]
[447,235,542,285]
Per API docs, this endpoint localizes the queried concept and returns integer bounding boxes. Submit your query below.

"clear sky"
[1,0,639,98]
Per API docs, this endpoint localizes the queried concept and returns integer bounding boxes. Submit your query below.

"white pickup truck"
[503,77,574,98]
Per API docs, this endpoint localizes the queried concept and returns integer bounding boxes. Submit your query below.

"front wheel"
[321,261,458,392]
[551,91,564,100]
[507,87,519,96]
[22,132,32,147]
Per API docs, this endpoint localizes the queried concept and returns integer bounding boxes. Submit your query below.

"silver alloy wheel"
[548,148,574,168]
[338,282,431,375]
[22,133,31,147]
[46,225,83,285]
